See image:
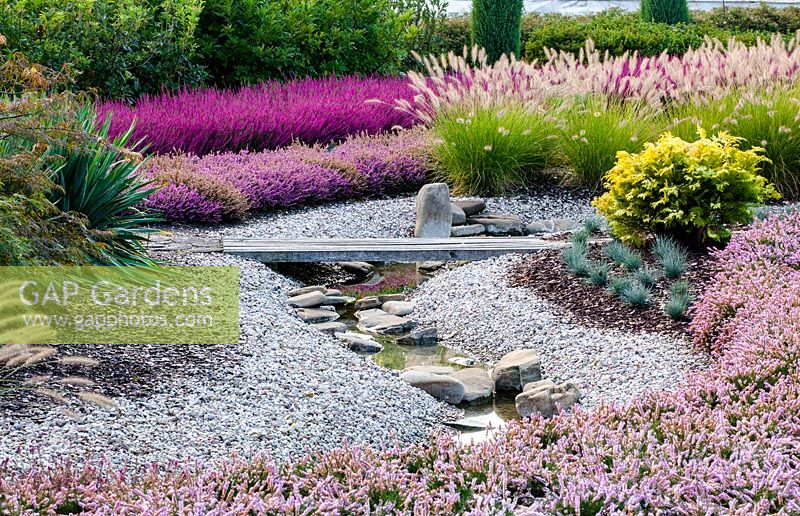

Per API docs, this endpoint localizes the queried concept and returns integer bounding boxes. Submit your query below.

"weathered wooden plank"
[145,234,223,253]
[222,237,576,262]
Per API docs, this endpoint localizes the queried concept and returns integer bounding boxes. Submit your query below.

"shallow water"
[335,263,520,442]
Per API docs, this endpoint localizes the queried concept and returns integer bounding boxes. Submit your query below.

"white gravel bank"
[412,255,711,409]
[0,253,455,472]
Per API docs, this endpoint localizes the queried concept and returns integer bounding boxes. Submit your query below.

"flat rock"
[323,295,356,306]
[451,224,485,237]
[397,327,438,346]
[443,417,488,430]
[295,308,340,324]
[286,291,327,308]
[449,368,493,403]
[525,218,583,235]
[379,294,407,303]
[288,285,326,298]
[418,261,445,272]
[415,183,452,238]
[467,214,523,236]
[515,380,581,418]
[310,321,348,335]
[451,204,467,226]
[337,332,383,353]
[340,262,374,276]
[358,313,417,335]
[448,356,476,367]
[382,300,415,316]
[400,370,465,404]
[355,308,388,320]
[354,297,382,310]
[404,365,456,375]
[324,288,343,296]
[453,199,486,216]
[492,349,542,392]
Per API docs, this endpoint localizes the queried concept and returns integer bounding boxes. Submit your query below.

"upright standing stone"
[414,183,452,238]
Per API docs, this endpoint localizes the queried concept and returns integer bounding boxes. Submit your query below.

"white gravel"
[412,255,711,409]
[168,191,596,240]
[0,253,456,472]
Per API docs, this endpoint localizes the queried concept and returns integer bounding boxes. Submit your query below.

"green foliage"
[471,0,524,62]
[693,5,800,34]
[520,10,772,62]
[641,0,689,25]
[198,0,409,87]
[651,235,687,278]
[633,266,659,288]
[583,215,603,235]
[562,240,591,276]
[559,98,657,190]
[431,106,557,195]
[0,0,205,99]
[603,241,642,271]
[665,282,693,319]
[594,130,780,247]
[609,275,634,296]
[586,262,610,286]
[52,107,159,266]
[392,0,449,66]
[619,281,651,306]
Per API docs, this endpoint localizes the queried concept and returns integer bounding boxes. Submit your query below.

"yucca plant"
[51,106,160,266]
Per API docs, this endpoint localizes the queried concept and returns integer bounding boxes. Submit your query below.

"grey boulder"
[397,327,438,346]
[286,291,327,308]
[288,285,326,297]
[295,308,340,324]
[451,204,467,226]
[451,223,486,237]
[467,213,523,236]
[525,218,582,235]
[449,367,493,403]
[310,321,348,335]
[357,313,417,335]
[492,349,542,392]
[354,297,382,310]
[400,370,465,404]
[414,183,452,238]
[382,300,415,316]
[453,199,486,216]
[337,332,383,353]
[515,379,581,418]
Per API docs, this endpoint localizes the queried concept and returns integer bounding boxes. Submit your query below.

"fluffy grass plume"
[432,105,557,195]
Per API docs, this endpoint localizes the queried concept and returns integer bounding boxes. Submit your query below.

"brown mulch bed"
[508,243,717,337]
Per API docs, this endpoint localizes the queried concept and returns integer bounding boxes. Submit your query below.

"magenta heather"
[143,130,431,223]
[98,76,417,156]
[2,214,800,513]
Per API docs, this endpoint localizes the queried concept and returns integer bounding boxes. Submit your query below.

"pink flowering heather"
[98,76,417,156]
[2,214,800,513]
[143,129,432,223]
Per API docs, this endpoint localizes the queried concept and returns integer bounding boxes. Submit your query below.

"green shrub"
[52,107,159,266]
[471,0,524,62]
[394,0,450,65]
[521,10,770,62]
[559,98,657,190]
[619,281,651,306]
[0,0,205,99]
[594,130,779,247]
[431,106,557,195]
[694,5,800,34]
[641,0,689,25]
[198,0,409,87]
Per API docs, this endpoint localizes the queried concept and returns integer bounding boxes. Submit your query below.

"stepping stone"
[286,291,327,308]
[295,308,340,324]
[357,313,417,335]
[310,321,347,335]
[443,417,489,430]
[451,224,485,237]
[492,349,542,392]
[451,203,467,226]
[400,370,465,404]
[404,365,455,375]
[515,379,581,418]
[467,214,523,236]
[453,199,486,216]
[337,332,383,353]
[354,296,382,310]
[415,183,452,238]
[382,300,415,316]
[397,327,438,346]
[418,261,445,272]
[323,295,356,306]
[355,308,388,320]
[378,294,407,303]
[340,262,374,276]
[288,285,326,297]
[325,288,343,296]
[448,356,476,367]
[449,367,493,403]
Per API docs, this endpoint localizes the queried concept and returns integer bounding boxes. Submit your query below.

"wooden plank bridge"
[146,234,584,262]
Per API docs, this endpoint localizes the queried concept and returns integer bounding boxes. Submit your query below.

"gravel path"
[412,255,711,409]
[0,253,456,472]
[167,189,596,240]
